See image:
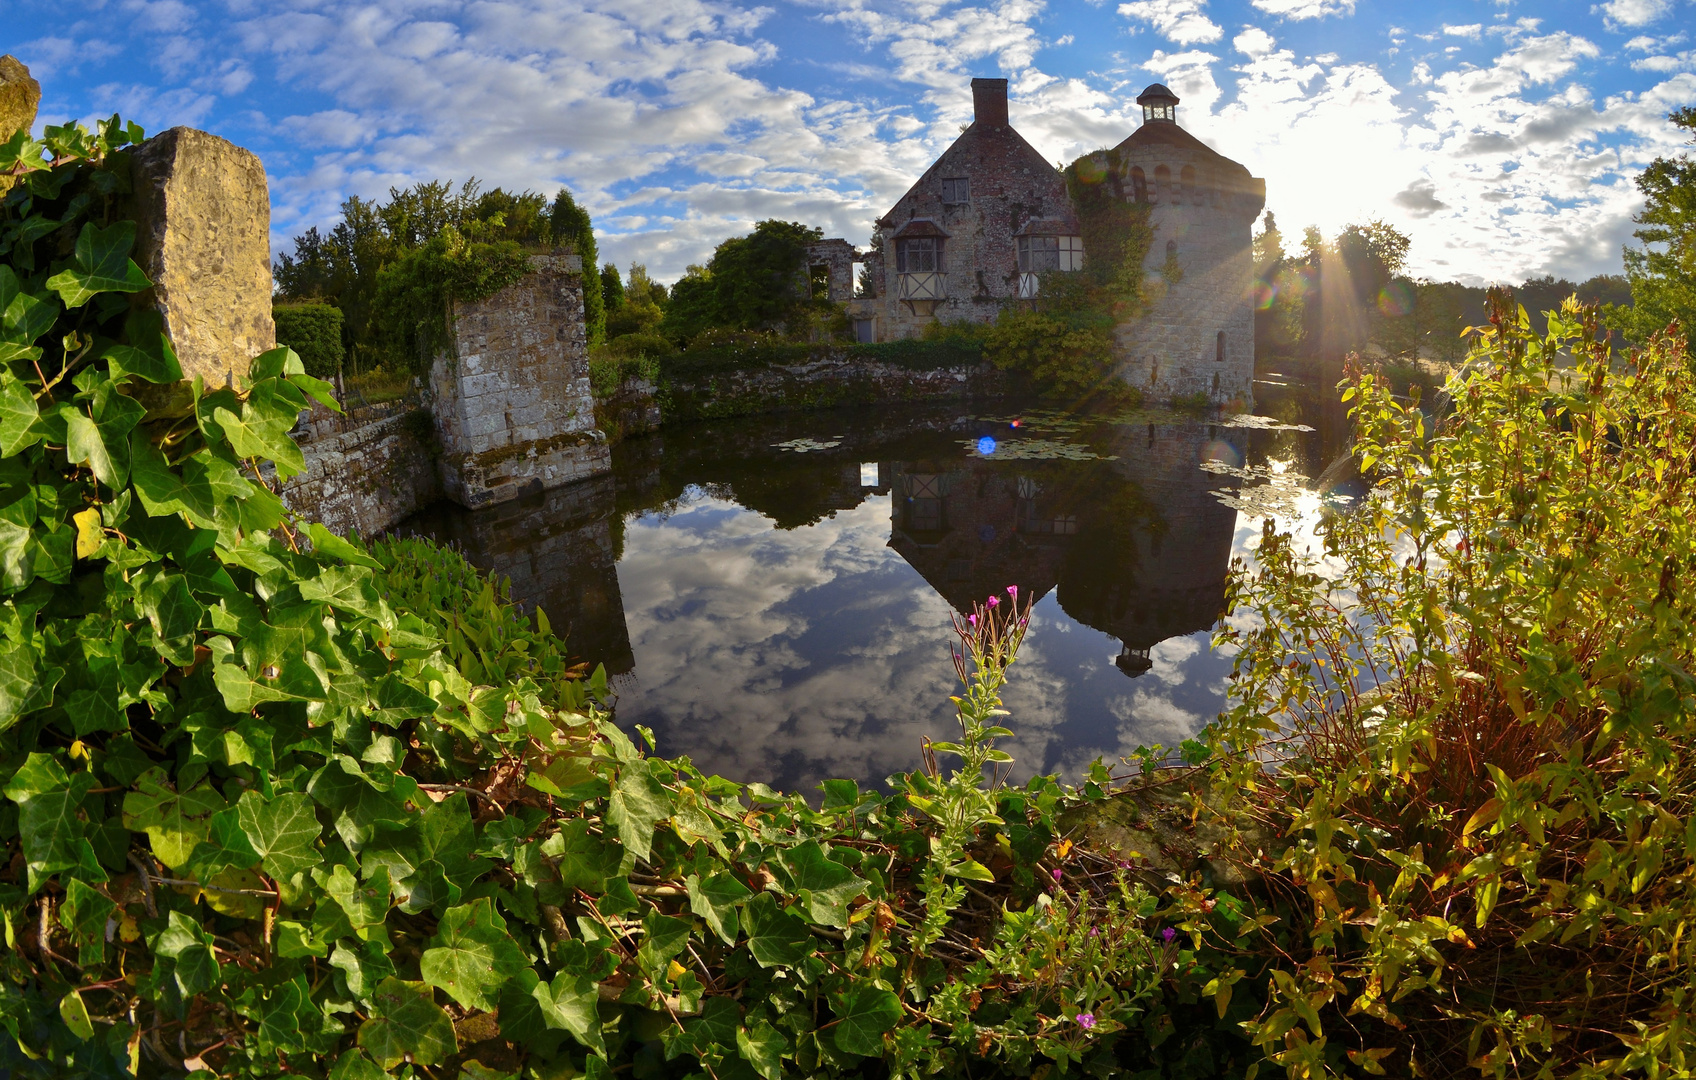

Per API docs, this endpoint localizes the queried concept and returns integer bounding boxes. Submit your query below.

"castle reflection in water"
[395,396,1327,787]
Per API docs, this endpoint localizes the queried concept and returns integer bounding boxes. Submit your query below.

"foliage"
[605,264,666,341]
[1203,293,1696,1076]
[599,262,625,314]
[587,350,660,402]
[550,189,605,346]
[274,180,560,373]
[370,227,532,372]
[271,302,345,380]
[1610,106,1696,344]
[658,221,829,346]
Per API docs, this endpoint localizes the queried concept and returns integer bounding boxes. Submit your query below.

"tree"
[601,262,626,312]
[606,263,665,339]
[656,220,826,344]
[1612,106,1696,342]
[1253,211,1284,269]
[551,188,605,344]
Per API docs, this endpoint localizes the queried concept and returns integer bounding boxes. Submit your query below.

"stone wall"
[430,252,610,508]
[658,348,1012,423]
[281,398,440,538]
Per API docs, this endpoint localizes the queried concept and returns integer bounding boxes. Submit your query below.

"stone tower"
[1103,85,1265,407]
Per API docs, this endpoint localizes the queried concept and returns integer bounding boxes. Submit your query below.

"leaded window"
[940,177,970,204]
[898,237,939,273]
[1016,235,1084,273]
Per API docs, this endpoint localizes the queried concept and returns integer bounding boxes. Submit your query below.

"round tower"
[1109,85,1265,409]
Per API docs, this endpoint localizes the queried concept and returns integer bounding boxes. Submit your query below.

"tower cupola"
[1136,83,1179,124]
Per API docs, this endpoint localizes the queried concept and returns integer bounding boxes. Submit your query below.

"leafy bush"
[371,228,532,372]
[272,302,345,379]
[1199,294,1696,1075]
[587,351,660,402]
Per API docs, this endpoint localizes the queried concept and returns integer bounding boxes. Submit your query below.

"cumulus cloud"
[1247,0,1357,21]
[1118,0,1223,46]
[1597,0,1673,28]
[1394,178,1450,216]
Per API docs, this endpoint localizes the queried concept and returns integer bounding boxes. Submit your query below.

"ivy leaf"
[0,370,41,457]
[121,768,226,870]
[357,978,457,1070]
[59,880,115,966]
[101,340,182,384]
[636,911,692,976]
[742,892,814,969]
[832,983,901,1057]
[153,910,220,996]
[5,752,102,888]
[65,410,129,489]
[420,898,527,1012]
[547,819,621,893]
[607,766,671,863]
[533,974,604,1055]
[59,990,94,1041]
[320,863,392,929]
[778,840,868,928]
[44,221,151,308]
[236,790,322,883]
[0,638,63,734]
[686,871,750,945]
[737,1020,788,1080]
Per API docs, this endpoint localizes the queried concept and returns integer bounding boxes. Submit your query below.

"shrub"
[272,302,345,378]
[1201,293,1696,1075]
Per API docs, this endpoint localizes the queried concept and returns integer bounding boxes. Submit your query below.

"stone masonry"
[125,128,277,388]
[282,400,439,539]
[0,57,41,196]
[866,78,1080,342]
[430,251,610,509]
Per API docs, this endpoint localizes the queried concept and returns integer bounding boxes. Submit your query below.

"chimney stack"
[971,78,1009,127]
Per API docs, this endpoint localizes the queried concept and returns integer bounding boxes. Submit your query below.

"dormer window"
[940,177,971,204]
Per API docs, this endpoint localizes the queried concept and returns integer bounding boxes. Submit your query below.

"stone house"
[853,79,1081,342]
[842,79,1265,405]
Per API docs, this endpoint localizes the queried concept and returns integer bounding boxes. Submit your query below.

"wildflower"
[1052,868,1064,883]
[1089,927,1100,937]
[1161,927,1176,943]
[1075,1014,1096,1030]
[969,614,978,626]
[1007,585,1019,598]
[987,596,1000,608]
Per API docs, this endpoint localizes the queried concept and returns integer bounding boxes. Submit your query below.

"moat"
[397,365,1349,791]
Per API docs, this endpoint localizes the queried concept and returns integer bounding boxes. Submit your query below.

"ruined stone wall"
[281,399,440,538]
[430,252,610,509]
[658,349,1012,423]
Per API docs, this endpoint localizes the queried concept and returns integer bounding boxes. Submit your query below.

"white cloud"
[1247,0,1357,21]
[1118,0,1223,46]
[1233,27,1276,56]
[1444,23,1484,39]
[1597,0,1673,28]
[1633,51,1696,71]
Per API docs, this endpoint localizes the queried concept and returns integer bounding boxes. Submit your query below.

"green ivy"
[272,303,345,380]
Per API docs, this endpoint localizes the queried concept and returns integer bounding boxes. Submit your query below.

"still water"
[397,368,1347,792]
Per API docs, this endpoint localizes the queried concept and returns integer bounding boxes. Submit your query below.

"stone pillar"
[125,128,277,388]
[430,252,610,508]
[0,56,41,197]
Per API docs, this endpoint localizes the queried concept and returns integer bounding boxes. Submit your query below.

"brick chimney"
[971,78,1009,127]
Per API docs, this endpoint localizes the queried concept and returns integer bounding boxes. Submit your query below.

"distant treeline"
[1249,214,1633,364]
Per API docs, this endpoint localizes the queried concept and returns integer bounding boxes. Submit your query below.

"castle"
[834,79,1265,404]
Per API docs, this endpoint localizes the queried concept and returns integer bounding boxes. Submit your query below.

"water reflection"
[396,399,1335,791]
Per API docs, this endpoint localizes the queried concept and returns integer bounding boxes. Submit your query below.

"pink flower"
[1007,585,1019,598]
[1051,868,1063,882]
[1075,1014,1096,1030]
[987,596,1000,608]
[968,614,978,625]
[1161,927,1176,943]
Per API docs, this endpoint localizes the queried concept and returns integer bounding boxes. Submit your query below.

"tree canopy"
[1611,106,1696,343]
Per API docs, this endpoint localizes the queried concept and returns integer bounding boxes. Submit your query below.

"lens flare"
[977,436,997,455]
[1377,280,1414,317]
[1251,280,1275,311]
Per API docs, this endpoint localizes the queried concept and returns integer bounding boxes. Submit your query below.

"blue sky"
[9,0,1695,285]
